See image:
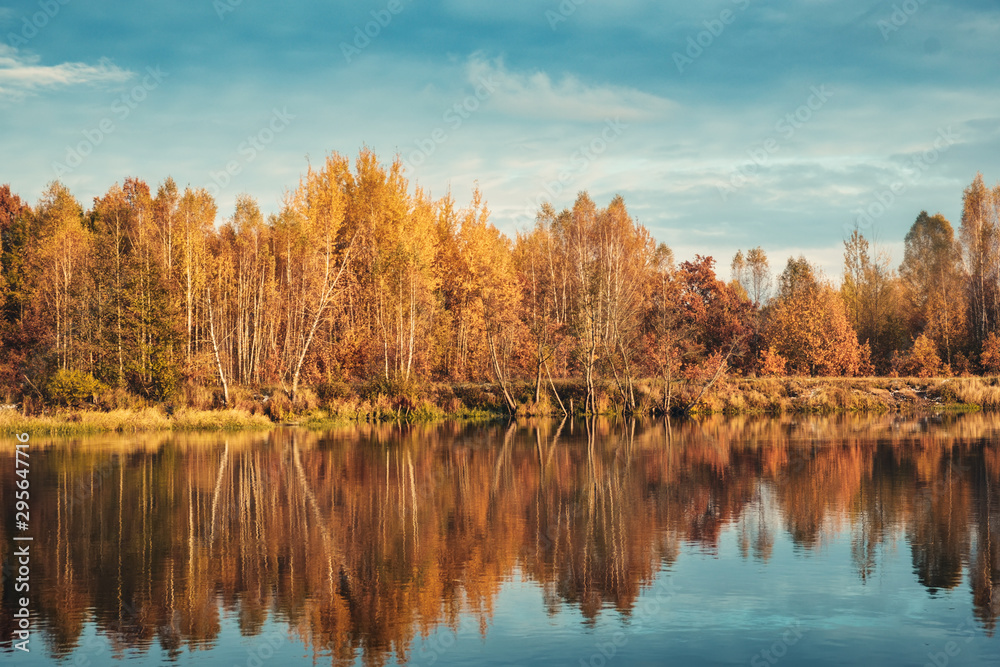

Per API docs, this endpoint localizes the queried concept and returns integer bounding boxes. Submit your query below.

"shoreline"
[2,376,998,435]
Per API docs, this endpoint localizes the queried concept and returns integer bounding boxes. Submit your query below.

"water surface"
[2,414,1000,665]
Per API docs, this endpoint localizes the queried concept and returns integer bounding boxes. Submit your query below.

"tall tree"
[277,152,355,400]
[767,257,862,376]
[0,185,35,395]
[32,182,90,371]
[176,188,215,365]
[899,211,967,366]
[842,228,903,371]
[594,195,653,413]
[90,179,179,398]
[959,173,1000,346]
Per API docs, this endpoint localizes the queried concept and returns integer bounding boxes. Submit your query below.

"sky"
[2,0,998,279]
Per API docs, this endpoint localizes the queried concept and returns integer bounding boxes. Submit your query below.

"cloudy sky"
[2,0,998,277]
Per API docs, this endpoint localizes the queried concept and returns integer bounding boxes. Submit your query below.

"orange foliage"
[900,334,944,378]
[758,346,787,377]
[981,331,1000,374]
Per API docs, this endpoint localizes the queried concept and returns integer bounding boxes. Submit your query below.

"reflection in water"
[1,414,999,664]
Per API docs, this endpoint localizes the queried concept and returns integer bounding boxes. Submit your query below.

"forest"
[1,149,999,417]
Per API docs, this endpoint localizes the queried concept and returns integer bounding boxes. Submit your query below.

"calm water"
[2,415,1000,666]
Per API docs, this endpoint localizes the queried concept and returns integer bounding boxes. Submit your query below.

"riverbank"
[3,376,998,435]
[0,407,274,436]
[694,376,998,414]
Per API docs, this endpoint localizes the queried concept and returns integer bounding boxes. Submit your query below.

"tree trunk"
[206,286,229,407]
[486,326,518,413]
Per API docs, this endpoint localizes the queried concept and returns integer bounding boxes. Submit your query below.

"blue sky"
[2,0,998,277]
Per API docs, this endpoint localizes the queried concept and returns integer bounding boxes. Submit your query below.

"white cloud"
[465,54,675,122]
[0,45,132,99]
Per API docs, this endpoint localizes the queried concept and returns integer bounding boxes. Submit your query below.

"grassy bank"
[693,376,999,414]
[5,375,1000,435]
[0,407,274,436]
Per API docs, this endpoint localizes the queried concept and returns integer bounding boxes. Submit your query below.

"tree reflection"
[2,413,1000,662]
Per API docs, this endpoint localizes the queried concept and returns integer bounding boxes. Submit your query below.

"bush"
[95,386,147,411]
[900,334,943,378]
[46,369,105,407]
[265,391,293,422]
[981,332,1000,374]
[316,380,355,405]
[292,386,319,412]
[758,346,787,377]
[360,375,425,402]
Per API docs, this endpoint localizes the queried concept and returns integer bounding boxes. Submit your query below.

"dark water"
[2,415,1000,666]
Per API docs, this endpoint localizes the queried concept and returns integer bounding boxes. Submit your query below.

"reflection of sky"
[20,522,992,666]
[3,1,999,276]
[402,526,994,667]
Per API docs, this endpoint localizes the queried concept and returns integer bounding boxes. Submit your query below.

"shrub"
[46,369,105,407]
[900,334,943,378]
[360,375,425,402]
[95,386,147,411]
[293,386,319,412]
[266,391,293,422]
[759,346,787,377]
[316,380,355,405]
[981,332,1000,374]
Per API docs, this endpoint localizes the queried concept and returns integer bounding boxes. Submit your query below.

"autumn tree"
[175,187,215,365]
[675,256,750,367]
[645,242,685,411]
[276,153,355,400]
[221,195,276,386]
[561,193,598,410]
[593,196,653,413]
[842,227,904,371]
[959,173,1000,346]
[30,183,91,372]
[766,257,862,376]
[898,334,943,378]
[341,150,438,382]
[90,179,179,398]
[898,211,966,366]
[514,203,569,409]
[0,185,34,395]
[731,246,771,366]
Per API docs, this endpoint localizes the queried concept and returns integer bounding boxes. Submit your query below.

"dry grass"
[0,407,274,435]
[935,376,1000,409]
[6,375,999,434]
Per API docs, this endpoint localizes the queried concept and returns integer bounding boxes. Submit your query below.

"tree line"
[1,149,998,413]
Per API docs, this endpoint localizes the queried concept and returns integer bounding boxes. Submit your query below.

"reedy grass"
[0,407,273,435]
[4,375,1000,436]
